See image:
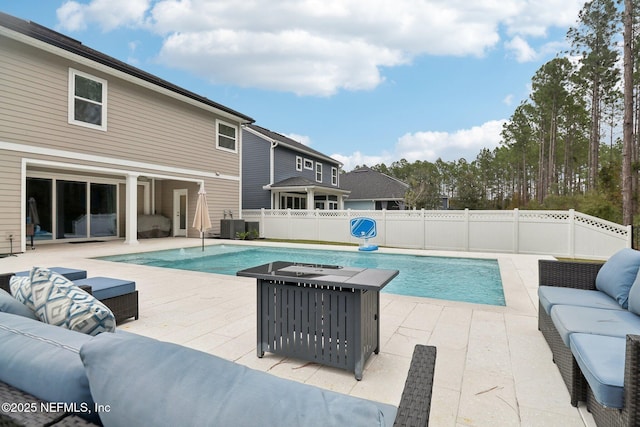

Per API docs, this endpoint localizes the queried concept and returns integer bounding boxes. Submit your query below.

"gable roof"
[268,176,338,190]
[245,124,341,166]
[341,167,409,200]
[0,11,254,124]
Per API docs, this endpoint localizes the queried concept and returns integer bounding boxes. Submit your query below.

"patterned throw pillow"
[30,267,116,336]
[10,275,34,311]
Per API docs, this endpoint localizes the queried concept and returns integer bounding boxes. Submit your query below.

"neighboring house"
[0,12,254,254]
[242,124,349,210]
[340,167,410,210]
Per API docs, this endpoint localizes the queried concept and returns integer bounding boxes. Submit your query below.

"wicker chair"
[0,381,98,426]
[0,273,138,324]
[538,259,640,426]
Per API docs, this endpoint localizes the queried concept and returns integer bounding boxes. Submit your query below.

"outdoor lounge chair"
[538,259,640,426]
[0,271,138,324]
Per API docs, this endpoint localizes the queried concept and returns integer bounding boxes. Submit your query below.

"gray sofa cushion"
[550,305,640,346]
[80,332,398,427]
[0,312,98,422]
[0,288,38,319]
[595,248,640,308]
[538,286,622,314]
[15,267,87,281]
[72,277,135,300]
[570,333,625,408]
[626,269,640,316]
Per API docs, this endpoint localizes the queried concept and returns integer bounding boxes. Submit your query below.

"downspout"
[270,141,278,185]
[270,141,278,208]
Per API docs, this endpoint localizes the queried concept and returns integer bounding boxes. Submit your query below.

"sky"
[1,0,586,171]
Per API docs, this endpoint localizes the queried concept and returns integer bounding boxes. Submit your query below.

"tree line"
[365,0,639,227]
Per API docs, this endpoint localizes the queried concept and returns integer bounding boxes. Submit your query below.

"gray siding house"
[340,167,409,210]
[0,12,254,253]
[242,124,349,210]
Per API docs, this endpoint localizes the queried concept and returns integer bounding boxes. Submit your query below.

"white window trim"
[216,119,238,153]
[331,167,338,186]
[68,68,108,131]
[315,162,323,183]
[303,158,313,170]
[296,156,303,171]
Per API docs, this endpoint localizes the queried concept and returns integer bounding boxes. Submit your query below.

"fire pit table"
[237,261,399,380]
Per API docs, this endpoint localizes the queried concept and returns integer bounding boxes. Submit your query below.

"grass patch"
[555,257,605,263]
[262,238,358,247]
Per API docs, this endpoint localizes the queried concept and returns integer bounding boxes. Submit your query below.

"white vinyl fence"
[241,209,632,260]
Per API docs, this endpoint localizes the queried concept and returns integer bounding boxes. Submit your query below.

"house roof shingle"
[269,176,346,191]
[341,167,409,200]
[0,11,254,123]
[245,124,340,166]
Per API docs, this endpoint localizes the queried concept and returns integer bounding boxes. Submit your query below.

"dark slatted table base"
[259,280,379,378]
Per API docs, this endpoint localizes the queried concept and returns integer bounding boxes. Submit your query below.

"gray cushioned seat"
[15,267,87,281]
[550,304,640,346]
[570,333,625,408]
[72,277,135,300]
[538,286,623,314]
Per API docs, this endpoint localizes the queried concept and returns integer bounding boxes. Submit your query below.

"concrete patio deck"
[1,238,596,426]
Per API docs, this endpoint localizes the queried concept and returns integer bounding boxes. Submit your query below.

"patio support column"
[306,188,315,210]
[124,173,139,245]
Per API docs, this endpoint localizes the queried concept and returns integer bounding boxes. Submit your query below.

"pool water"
[97,245,505,306]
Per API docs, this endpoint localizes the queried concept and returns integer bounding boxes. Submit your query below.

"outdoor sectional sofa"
[0,272,436,426]
[538,248,640,426]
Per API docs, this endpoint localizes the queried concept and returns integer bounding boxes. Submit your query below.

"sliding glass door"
[57,180,87,239]
[27,176,118,241]
[26,178,53,240]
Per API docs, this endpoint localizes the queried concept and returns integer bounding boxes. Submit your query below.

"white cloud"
[284,133,312,146]
[56,0,584,96]
[335,120,507,171]
[57,0,150,32]
[505,36,538,62]
[503,94,514,106]
[332,152,389,171]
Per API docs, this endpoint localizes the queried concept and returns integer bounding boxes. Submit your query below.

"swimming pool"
[97,245,505,306]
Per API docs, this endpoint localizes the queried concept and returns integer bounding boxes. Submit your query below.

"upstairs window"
[69,69,107,131]
[315,162,323,182]
[304,159,313,170]
[331,167,338,186]
[216,120,238,152]
[296,156,303,171]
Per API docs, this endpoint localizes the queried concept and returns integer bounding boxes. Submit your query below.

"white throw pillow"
[10,275,34,311]
[30,267,115,336]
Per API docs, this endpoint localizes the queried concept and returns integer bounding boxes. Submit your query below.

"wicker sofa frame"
[538,259,640,426]
[0,344,436,427]
[0,273,138,324]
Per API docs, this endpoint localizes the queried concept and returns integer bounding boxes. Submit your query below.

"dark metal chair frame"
[538,260,640,426]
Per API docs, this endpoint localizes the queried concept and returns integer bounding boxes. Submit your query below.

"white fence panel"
[242,208,632,259]
[573,212,633,259]
[384,211,423,249]
[424,211,466,251]
[517,211,571,257]
[468,211,516,253]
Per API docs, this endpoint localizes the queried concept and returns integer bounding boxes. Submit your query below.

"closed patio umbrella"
[28,197,40,225]
[192,183,212,251]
